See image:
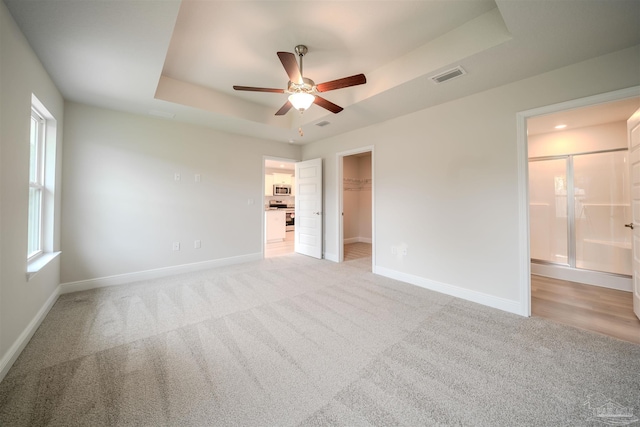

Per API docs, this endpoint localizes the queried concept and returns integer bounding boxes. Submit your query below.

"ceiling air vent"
[430,66,466,84]
[315,120,331,127]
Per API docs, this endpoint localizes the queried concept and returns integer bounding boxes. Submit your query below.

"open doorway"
[264,157,296,258]
[527,98,638,289]
[337,147,374,269]
[522,90,640,343]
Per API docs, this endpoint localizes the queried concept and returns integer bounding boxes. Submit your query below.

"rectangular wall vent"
[315,120,331,127]
[430,66,466,84]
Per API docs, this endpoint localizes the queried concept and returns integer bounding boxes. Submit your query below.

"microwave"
[273,184,292,196]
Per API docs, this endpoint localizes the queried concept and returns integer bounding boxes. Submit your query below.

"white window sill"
[27,251,61,281]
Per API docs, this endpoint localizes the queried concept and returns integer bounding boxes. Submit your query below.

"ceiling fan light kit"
[288,92,315,111]
[233,44,367,116]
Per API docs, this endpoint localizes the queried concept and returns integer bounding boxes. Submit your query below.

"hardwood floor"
[531,274,640,344]
[265,236,373,261]
[264,231,294,258]
[344,242,372,261]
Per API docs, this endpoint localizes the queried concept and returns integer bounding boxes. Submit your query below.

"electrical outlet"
[174,173,181,182]
[194,240,201,249]
[172,241,180,251]
[401,248,408,256]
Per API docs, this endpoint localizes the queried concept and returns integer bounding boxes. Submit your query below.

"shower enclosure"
[529,149,631,277]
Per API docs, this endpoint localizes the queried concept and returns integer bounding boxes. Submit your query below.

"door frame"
[336,146,375,270]
[516,86,640,316]
[262,155,298,258]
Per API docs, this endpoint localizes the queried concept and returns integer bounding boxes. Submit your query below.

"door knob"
[313,212,321,215]
[625,223,634,230]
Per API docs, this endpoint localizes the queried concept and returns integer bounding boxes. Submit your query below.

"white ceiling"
[265,159,295,171]
[4,0,640,144]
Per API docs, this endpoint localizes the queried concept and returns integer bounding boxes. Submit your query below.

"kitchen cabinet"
[265,210,286,242]
[266,172,295,196]
[265,174,274,196]
[273,173,292,185]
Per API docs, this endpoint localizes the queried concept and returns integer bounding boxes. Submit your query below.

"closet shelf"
[343,177,371,191]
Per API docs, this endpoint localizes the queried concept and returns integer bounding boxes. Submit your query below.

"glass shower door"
[529,158,568,265]
[529,149,631,276]
[573,151,631,275]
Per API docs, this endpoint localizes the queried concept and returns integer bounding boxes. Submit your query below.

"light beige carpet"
[0,254,638,426]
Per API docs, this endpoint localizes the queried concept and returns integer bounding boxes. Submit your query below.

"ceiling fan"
[233,45,366,116]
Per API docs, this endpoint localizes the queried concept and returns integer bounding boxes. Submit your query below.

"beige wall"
[0,2,64,373]
[302,45,640,306]
[61,102,300,284]
[528,121,628,158]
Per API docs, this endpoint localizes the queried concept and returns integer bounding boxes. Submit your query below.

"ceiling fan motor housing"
[294,45,308,56]
[288,77,316,94]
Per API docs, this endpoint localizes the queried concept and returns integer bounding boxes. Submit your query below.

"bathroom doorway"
[524,92,640,342]
[527,97,639,289]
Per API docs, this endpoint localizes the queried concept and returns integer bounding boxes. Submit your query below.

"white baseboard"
[531,263,632,292]
[374,266,524,316]
[60,253,263,294]
[0,285,60,382]
[343,237,372,244]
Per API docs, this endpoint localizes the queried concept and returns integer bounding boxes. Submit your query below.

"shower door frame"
[529,147,630,273]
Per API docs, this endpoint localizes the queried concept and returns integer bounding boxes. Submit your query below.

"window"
[27,94,58,278]
[28,107,45,259]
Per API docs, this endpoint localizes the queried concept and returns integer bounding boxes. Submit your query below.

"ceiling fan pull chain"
[296,109,304,137]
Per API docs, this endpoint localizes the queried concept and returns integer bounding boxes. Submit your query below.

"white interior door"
[295,158,323,259]
[628,107,640,320]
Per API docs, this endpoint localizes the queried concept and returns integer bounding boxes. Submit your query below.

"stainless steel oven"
[285,209,295,231]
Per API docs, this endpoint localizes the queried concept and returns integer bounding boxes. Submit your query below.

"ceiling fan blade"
[277,52,303,84]
[316,74,367,92]
[275,100,293,116]
[233,86,285,93]
[314,96,343,114]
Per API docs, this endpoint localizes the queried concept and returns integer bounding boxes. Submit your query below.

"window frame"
[28,106,46,261]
